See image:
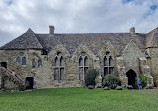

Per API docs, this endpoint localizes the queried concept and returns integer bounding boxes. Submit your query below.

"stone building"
[0,26,157,89]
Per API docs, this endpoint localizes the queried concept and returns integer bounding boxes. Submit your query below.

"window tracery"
[54,52,64,80]
[16,52,27,65]
[79,52,88,80]
[104,51,114,76]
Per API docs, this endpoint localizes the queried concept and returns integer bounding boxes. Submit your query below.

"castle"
[0,26,157,89]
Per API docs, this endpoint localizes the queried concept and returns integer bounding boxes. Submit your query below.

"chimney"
[130,27,135,34]
[49,26,55,34]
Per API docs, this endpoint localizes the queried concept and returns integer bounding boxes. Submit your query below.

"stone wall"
[147,48,158,86]
[122,41,145,75]
[0,41,156,89]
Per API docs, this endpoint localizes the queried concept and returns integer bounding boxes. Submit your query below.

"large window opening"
[103,51,114,76]
[79,52,89,80]
[16,52,27,66]
[54,52,65,80]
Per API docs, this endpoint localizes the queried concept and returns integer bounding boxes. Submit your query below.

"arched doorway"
[126,69,137,88]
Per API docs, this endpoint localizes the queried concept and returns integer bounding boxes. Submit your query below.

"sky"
[0,0,158,46]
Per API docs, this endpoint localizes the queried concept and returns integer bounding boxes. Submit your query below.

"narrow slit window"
[32,59,36,69]
[38,59,42,68]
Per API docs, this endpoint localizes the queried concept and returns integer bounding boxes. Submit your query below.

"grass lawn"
[0,88,158,111]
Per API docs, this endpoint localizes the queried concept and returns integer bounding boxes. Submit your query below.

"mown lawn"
[0,88,158,111]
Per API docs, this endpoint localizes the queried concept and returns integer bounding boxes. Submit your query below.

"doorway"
[126,69,137,88]
[25,77,34,89]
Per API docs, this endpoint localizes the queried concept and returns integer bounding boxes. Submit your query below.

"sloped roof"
[146,27,158,48]
[36,33,146,55]
[0,28,153,56]
[0,29,43,50]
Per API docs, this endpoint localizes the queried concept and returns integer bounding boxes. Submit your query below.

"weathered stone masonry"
[0,26,157,89]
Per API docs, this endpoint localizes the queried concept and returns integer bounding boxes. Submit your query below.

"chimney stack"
[130,27,135,34]
[49,26,55,34]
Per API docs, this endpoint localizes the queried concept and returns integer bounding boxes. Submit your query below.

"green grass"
[0,88,158,111]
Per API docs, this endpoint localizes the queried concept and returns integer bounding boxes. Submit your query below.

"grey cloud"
[0,0,158,46]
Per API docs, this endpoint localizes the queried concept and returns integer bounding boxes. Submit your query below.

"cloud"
[0,0,158,46]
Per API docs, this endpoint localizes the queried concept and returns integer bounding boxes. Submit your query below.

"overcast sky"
[0,0,158,46]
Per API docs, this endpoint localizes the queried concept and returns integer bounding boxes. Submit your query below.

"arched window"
[54,52,64,80]
[60,57,64,66]
[79,52,89,80]
[22,57,27,65]
[103,52,114,76]
[79,57,83,66]
[16,56,21,63]
[32,59,36,69]
[38,59,42,68]
[16,52,27,66]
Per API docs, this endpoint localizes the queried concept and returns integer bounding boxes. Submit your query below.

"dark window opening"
[16,56,21,63]
[19,52,24,56]
[1,62,7,68]
[41,49,48,55]
[22,57,27,65]
[25,77,34,89]
[38,59,42,68]
[54,52,65,80]
[103,52,114,76]
[78,54,88,80]
[32,59,36,69]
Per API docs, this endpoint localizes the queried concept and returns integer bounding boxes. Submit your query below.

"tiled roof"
[0,29,43,50]
[1,28,157,55]
[146,27,158,48]
[36,33,146,55]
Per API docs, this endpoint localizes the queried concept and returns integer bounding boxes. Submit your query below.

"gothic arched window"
[22,57,27,65]
[104,51,114,76]
[79,52,89,80]
[54,52,65,80]
[32,59,36,69]
[16,52,27,66]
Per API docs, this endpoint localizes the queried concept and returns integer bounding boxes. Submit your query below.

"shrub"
[102,75,121,89]
[85,69,99,87]
[139,75,147,88]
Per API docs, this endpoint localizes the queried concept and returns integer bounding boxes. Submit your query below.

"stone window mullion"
[78,55,89,81]
[54,53,65,81]
[83,56,85,80]
[107,56,110,74]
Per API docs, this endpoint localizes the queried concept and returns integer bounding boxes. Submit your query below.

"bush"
[85,69,99,87]
[139,75,147,88]
[102,75,121,89]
